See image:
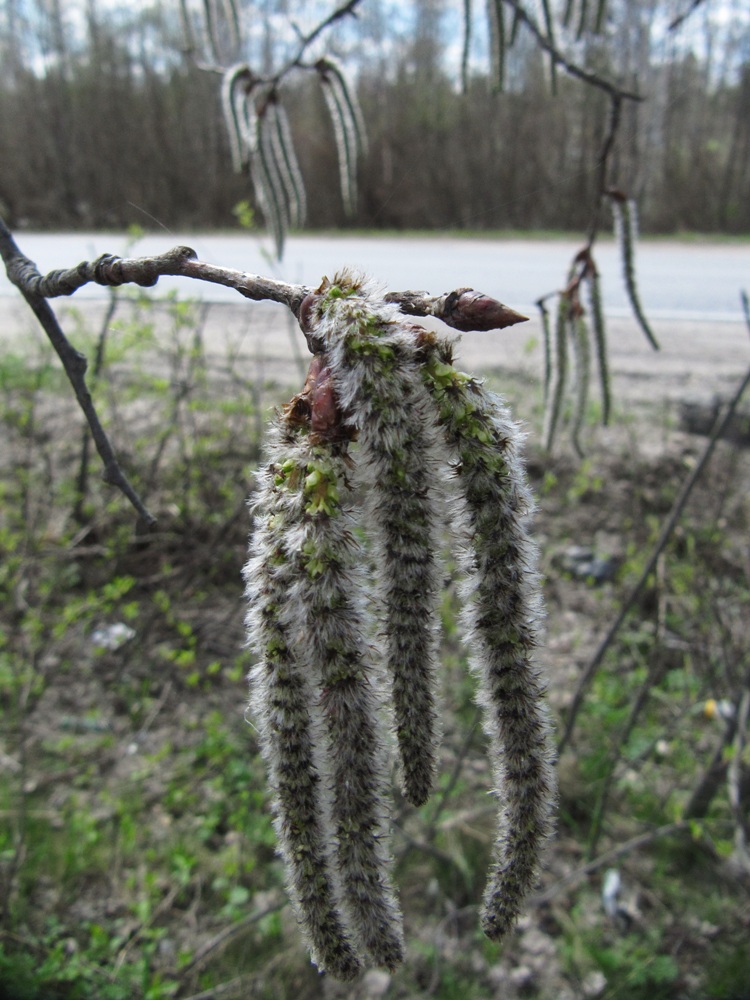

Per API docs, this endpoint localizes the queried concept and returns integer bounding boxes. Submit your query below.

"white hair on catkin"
[306,271,445,807]
[419,333,557,939]
[243,423,363,980]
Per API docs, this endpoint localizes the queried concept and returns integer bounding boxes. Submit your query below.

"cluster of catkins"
[243,271,556,980]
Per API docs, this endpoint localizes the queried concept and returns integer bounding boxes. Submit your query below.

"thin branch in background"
[461,0,472,92]
[559,351,750,754]
[727,687,750,873]
[141,304,212,500]
[532,821,689,906]
[594,0,607,33]
[0,219,156,526]
[73,290,119,522]
[424,707,483,838]
[684,712,739,821]
[180,976,251,1000]
[586,653,669,855]
[268,0,363,87]
[176,899,286,983]
[668,0,708,32]
[585,93,622,249]
[499,0,641,101]
[539,0,558,91]
[487,0,507,92]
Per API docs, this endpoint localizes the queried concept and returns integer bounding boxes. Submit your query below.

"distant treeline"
[1,1,749,235]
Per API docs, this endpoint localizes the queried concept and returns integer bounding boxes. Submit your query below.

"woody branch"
[0,217,528,522]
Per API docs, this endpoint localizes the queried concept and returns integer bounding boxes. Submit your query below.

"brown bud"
[298,292,318,334]
[444,289,528,332]
[310,363,340,437]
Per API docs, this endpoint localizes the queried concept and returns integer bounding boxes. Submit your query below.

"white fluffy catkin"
[244,420,362,980]
[247,272,556,973]
[305,272,443,807]
[420,332,557,940]
[246,398,403,973]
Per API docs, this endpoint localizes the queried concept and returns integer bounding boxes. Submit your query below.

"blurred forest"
[1,0,750,234]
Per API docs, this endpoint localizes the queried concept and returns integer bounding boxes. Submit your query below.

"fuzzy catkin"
[244,424,362,980]
[285,436,404,971]
[611,195,659,351]
[585,266,610,426]
[542,292,570,452]
[247,273,556,973]
[308,273,443,807]
[247,398,404,972]
[421,334,557,940]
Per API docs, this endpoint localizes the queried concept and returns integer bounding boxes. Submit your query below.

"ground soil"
[1,296,749,999]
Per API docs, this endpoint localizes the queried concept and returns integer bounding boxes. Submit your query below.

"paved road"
[1,232,748,321]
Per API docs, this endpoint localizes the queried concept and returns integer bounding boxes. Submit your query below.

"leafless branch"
[668,0,708,33]
[532,821,689,905]
[269,0,363,86]
[500,0,642,101]
[177,898,286,982]
[727,687,750,873]
[1,236,527,335]
[74,290,119,522]
[559,351,750,754]
[0,218,156,526]
[0,219,528,521]
[585,93,622,248]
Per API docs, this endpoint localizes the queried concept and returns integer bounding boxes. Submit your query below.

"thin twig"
[532,821,689,905]
[727,687,750,873]
[685,713,738,820]
[0,218,156,525]
[112,880,184,975]
[74,290,119,522]
[177,899,286,981]
[424,707,483,837]
[179,975,248,1000]
[2,233,528,334]
[585,93,622,249]
[268,0,363,87]
[587,653,668,855]
[668,0,708,32]
[500,0,642,101]
[559,357,750,753]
